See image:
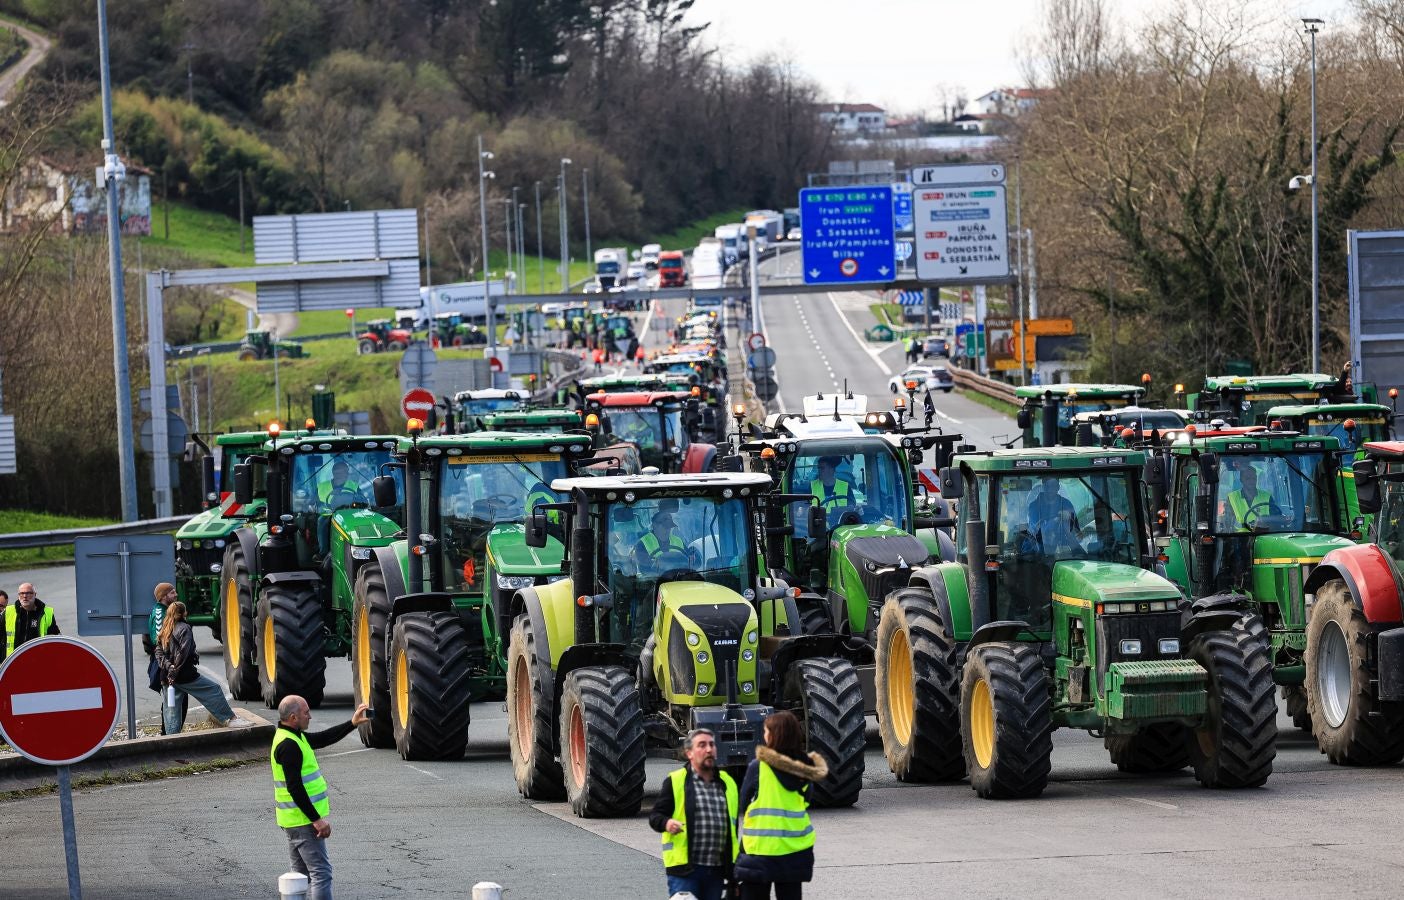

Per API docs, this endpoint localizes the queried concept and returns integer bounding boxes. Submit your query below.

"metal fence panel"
[256,258,422,312]
[1349,230,1404,397]
[254,209,420,264]
[0,414,14,475]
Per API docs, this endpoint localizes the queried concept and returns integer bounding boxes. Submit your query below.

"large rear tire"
[507,615,566,800]
[351,564,394,748]
[1105,723,1190,773]
[1186,627,1277,788]
[559,665,647,818]
[389,611,473,761]
[960,642,1052,799]
[1283,686,1313,733]
[783,657,866,807]
[1306,580,1404,765]
[256,581,327,709]
[874,587,963,782]
[219,543,260,701]
[357,339,377,355]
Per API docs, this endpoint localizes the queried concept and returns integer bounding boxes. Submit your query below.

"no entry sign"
[401,387,436,421]
[0,637,119,766]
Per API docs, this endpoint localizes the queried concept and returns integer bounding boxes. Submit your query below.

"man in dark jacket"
[649,728,740,900]
[3,583,59,661]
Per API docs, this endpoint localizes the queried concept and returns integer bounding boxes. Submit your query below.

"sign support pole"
[58,764,82,900]
[118,541,136,741]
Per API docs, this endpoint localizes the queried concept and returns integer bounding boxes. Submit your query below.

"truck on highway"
[594,247,627,289]
[714,225,743,267]
[691,239,724,289]
[744,210,783,249]
[658,250,688,287]
[397,279,509,331]
[640,243,662,269]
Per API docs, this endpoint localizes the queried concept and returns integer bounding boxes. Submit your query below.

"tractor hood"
[176,508,243,541]
[1052,560,1182,606]
[656,581,760,707]
[486,525,565,576]
[1249,532,1353,566]
[834,525,930,635]
[330,508,401,544]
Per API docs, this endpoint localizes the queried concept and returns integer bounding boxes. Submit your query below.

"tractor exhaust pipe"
[965,508,991,632]
[201,455,217,509]
[571,490,596,645]
[1041,392,1059,448]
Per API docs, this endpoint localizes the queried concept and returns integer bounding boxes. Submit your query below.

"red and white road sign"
[0,637,119,766]
[916,468,941,495]
[488,356,505,373]
[746,332,766,353]
[839,258,859,277]
[401,387,435,420]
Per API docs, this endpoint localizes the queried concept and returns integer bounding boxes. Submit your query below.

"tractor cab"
[1266,403,1395,525]
[1070,406,1188,446]
[432,312,486,348]
[584,390,711,473]
[454,389,529,430]
[1014,383,1147,447]
[479,407,586,435]
[357,319,413,354]
[238,330,306,361]
[1189,373,1361,426]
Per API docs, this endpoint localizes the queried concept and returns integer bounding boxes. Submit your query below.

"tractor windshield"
[1055,395,1132,429]
[289,450,396,514]
[219,446,263,495]
[603,495,755,649]
[1305,415,1390,451]
[438,452,571,593]
[460,397,525,417]
[607,407,687,464]
[786,440,910,535]
[1213,453,1336,534]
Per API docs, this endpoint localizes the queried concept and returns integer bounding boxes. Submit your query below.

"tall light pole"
[582,167,592,267]
[559,157,573,291]
[501,198,514,297]
[534,181,545,293]
[511,186,521,293]
[517,200,527,297]
[1304,17,1323,373]
[1013,153,1027,386]
[477,136,496,348]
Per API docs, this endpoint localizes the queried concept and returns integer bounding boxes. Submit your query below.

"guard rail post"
[472,883,504,900]
[277,872,308,899]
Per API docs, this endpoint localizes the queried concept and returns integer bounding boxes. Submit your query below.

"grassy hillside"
[0,510,116,571]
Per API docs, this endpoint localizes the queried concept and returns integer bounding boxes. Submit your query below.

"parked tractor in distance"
[357,319,414,354]
[1014,384,1147,448]
[238,330,306,361]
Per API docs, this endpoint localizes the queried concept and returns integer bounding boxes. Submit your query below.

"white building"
[819,103,887,134]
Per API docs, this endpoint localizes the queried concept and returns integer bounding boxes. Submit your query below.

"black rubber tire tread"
[1186,627,1277,788]
[559,665,647,817]
[1306,580,1404,765]
[256,581,327,709]
[784,657,867,807]
[237,348,258,361]
[357,339,376,355]
[797,599,831,636]
[506,614,566,800]
[219,542,261,701]
[960,642,1052,799]
[874,587,963,782]
[389,611,473,761]
[1105,723,1191,773]
[1283,686,1313,733]
[351,564,395,748]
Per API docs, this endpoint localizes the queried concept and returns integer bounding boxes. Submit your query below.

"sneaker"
[227,717,254,729]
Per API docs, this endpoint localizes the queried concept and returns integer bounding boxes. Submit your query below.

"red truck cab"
[658,250,687,287]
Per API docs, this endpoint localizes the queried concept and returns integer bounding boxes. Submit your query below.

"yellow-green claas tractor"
[506,472,868,817]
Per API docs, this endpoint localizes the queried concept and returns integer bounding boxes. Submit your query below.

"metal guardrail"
[951,367,1018,406]
[0,515,195,551]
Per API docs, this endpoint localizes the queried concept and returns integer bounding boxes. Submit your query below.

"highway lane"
[757,249,1017,448]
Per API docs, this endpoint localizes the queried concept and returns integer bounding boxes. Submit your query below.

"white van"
[640,243,662,269]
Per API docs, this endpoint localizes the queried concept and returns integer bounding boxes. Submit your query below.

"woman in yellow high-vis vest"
[734,710,830,900]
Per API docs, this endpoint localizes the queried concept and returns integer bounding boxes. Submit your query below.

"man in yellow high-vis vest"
[272,695,369,900]
[649,728,740,900]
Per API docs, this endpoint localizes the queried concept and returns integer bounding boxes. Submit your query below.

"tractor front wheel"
[357,339,377,355]
[507,615,566,800]
[256,581,327,709]
[219,543,260,701]
[351,564,394,748]
[1283,686,1312,733]
[1306,580,1404,765]
[783,657,866,807]
[558,665,647,818]
[874,587,963,782]
[236,347,258,361]
[1105,723,1190,773]
[388,611,472,761]
[1186,626,1277,788]
[960,642,1052,799]
[387,340,407,352]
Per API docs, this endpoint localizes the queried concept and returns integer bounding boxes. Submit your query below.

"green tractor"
[480,408,586,435]
[874,446,1277,796]
[348,429,605,759]
[1187,373,1366,426]
[219,427,406,708]
[173,430,289,639]
[237,330,306,361]
[452,388,530,432]
[505,472,868,817]
[432,311,487,348]
[1014,383,1147,447]
[1147,428,1356,732]
[583,390,716,474]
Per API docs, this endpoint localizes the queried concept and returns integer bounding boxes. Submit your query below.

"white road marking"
[405,764,443,780]
[1126,797,1178,810]
[12,687,103,715]
[825,293,892,376]
[325,747,374,758]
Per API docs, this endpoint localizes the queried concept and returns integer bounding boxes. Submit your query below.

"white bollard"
[278,872,309,899]
[472,883,504,900]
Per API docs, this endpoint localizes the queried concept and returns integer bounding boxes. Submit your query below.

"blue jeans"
[164,674,235,733]
[285,824,334,900]
[667,864,726,900]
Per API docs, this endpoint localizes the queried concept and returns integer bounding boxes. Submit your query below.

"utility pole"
[559,158,573,291]
[582,167,592,266]
[98,0,138,521]
[534,181,545,293]
[1014,153,1027,387]
[237,168,245,253]
[502,198,514,296]
[511,186,521,293]
[1305,17,1324,373]
[517,201,526,297]
[477,136,496,349]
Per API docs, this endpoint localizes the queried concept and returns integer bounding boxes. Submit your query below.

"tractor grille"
[176,545,225,578]
[680,603,752,696]
[1095,612,1182,683]
[846,535,928,633]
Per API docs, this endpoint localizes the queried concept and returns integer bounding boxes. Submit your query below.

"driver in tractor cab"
[1223,463,1280,533]
[635,509,687,571]
[525,479,563,539]
[812,456,864,522]
[315,460,366,556]
[1026,475,1081,558]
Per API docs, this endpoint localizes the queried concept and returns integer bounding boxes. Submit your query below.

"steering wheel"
[838,508,863,526]
[659,567,704,583]
[484,493,519,510]
[1240,500,1274,531]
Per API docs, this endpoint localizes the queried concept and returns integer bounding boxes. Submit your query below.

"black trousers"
[740,883,801,900]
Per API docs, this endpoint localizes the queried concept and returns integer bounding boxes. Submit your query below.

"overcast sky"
[687,0,1356,115]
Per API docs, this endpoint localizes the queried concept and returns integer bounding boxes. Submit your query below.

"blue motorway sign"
[799,186,896,285]
[893,185,913,232]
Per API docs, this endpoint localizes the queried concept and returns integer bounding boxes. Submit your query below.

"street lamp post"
[517,201,527,297]
[502,198,514,298]
[1304,17,1323,373]
[582,167,592,267]
[534,181,545,293]
[559,158,573,291]
[478,136,496,350]
[511,186,521,294]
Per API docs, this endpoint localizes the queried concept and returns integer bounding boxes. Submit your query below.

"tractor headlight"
[742,681,754,693]
[698,684,710,696]
[747,630,757,643]
[496,574,535,590]
[1158,638,1180,654]
[209,563,222,574]
[1119,639,1143,655]
[688,633,701,647]
[350,547,374,560]
[547,573,570,584]
[742,649,754,662]
[696,651,709,664]
[180,540,192,550]
[214,539,226,549]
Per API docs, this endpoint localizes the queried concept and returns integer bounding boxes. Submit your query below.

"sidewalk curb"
[0,706,274,793]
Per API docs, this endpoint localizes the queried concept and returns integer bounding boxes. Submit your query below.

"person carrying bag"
[734,710,829,900]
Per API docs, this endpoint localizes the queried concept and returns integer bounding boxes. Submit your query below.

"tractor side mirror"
[1199,452,1220,485]
[938,466,964,499]
[372,475,398,509]
[233,464,253,506]
[1016,407,1032,430]
[1354,459,1382,514]
[526,509,549,548]
[265,468,285,523]
[808,503,828,538]
[1143,456,1166,488]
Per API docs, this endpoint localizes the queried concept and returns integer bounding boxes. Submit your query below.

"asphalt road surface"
[6,552,1404,898]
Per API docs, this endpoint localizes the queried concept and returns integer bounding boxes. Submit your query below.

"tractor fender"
[260,570,322,590]
[1179,592,1250,642]
[387,591,456,636]
[682,443,717,474]
[511,585,553,669]
[768,633,873,696]
[371,546,408,605]
[231,526,261,581]
[1307,544,1404,625]
[968,620,1032,649]
[934,528,957,563]
[908,562,972,640]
